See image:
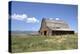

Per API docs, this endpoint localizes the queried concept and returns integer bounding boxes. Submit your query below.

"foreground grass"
[11,34,78,53]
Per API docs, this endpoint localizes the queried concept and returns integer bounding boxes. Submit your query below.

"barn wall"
[51,30,74,35]
[39,19,49,36]
[39,29,74,36]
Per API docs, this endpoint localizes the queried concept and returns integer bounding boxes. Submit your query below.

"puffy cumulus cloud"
[26,17,39,23]
[55,18,60,20]
[11,13,39,23]
[11,13,27,21]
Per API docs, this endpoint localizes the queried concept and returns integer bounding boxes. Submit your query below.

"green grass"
[11,34,78,53]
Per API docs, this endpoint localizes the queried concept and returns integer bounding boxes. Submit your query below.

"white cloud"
[26,17,39,23]
[11,13,27,21]
[55,18,60,20]
[11,13,39,23]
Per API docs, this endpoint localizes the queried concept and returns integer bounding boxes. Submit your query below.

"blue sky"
[9,1,78,32]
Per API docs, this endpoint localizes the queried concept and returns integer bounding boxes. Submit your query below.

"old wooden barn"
[39,18,74,36]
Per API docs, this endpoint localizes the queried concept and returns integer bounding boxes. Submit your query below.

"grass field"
[11,34,78,53]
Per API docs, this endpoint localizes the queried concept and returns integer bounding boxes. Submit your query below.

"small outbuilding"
[39,18,74,36]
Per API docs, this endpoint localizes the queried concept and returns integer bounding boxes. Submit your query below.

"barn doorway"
[52,31,55,35]
[44,31,47,35]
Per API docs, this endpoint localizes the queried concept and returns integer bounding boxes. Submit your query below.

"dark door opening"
[52,31,55,35]
[44,31,47,35]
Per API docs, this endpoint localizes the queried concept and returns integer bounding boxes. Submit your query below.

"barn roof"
[43,18,73,31]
